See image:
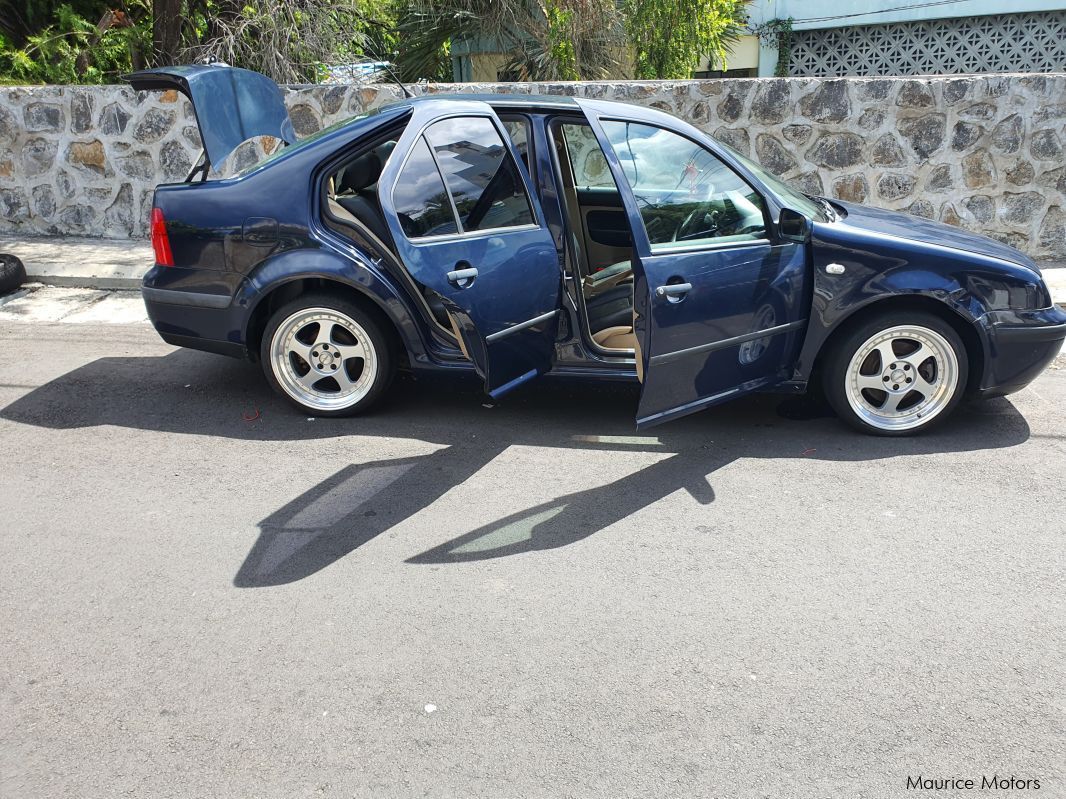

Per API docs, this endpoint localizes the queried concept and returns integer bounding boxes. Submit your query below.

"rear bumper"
[977,305,1066,397]
[141,278,248,360]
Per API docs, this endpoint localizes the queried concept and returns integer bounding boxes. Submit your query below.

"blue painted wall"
[749,0,1066,75]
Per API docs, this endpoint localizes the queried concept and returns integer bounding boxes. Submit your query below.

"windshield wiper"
[812,196,838,222]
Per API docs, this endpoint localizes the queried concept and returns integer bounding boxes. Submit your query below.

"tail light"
[150,207,174,267]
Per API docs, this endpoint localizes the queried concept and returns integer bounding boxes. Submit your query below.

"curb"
[24,273,144,290]
[0,236,151,292]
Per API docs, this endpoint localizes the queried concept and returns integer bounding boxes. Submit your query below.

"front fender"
[793,233,996,382]
[233,246,431,364]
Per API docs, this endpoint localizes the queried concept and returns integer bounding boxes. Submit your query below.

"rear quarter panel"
[145,105,434,359]
[147,105,410,293]
[234,244,432,365]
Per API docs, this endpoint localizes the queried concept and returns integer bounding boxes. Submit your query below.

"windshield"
[716,142,828,222]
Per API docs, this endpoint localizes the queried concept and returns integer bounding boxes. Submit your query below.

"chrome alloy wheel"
[844,324,959,432]
[269,308,378,412]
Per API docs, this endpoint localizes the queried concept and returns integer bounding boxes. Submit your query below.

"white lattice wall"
[789,10,1066,77]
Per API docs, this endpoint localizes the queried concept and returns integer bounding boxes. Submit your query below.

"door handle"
[656,282,692,297]
[446,266,478,288]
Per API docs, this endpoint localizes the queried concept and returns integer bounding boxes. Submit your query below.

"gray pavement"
[1,321,1064,797]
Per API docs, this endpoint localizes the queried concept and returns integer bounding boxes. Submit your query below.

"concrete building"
[738,0,1066,77]
[453,1,1066,81]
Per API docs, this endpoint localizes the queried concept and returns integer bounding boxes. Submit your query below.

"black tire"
[0,254,27,295]
[260,292,394,417]
[824,310,969,436]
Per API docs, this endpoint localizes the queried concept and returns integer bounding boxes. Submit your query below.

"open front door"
[378,100,561,398]
[578,99,810,428]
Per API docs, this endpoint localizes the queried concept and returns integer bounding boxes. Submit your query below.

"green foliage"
[625,0,747,79]
[0,0,108,46]
[0,0,751,85]
[394,1,477,81]
[0,3,151,84]
[395,0,623,82]
[0,0,394,85]
[544,2,578,81]
[397,0,748,83]
[182,0,393,84]
[750,16,793,77]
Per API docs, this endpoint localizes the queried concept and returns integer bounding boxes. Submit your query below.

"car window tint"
[393,136,459,239]
[500,116,531,168]
[561,123,615,189]
[600,120,767,251]
[423,116,535,233]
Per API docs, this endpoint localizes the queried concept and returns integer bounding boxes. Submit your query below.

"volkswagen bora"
[128,65,1066,435]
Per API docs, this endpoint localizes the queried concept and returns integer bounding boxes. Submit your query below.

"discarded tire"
[0,254,26,294]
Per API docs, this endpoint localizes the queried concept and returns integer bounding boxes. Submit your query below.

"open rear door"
[578,99,810,428]
[378,99,561,398]
[125,65,295,175]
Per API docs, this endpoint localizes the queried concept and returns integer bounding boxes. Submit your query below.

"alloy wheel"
[844,324,959,432]
[269,308,378,412]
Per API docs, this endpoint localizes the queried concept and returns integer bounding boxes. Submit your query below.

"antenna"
[379,62,413,99]
[360,35,413,99]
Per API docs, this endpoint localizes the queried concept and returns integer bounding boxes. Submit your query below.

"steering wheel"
[733,222,765,236]
[673,207,720,242]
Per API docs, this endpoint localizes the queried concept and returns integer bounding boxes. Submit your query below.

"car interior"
[324,133,461,341]
[323,115,642,360]
[550,120,639,355]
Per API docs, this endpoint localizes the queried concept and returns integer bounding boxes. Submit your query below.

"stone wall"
[1,74,1064,258]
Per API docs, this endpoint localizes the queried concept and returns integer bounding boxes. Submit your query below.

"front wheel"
[825,311,968,436]
[260,293,393,417]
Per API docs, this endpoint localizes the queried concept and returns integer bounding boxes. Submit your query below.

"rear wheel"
[261,293,393,417]
[825,311,968,436]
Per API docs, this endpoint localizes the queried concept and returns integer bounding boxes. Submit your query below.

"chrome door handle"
[656,282,692,297]
[446,266,478,288]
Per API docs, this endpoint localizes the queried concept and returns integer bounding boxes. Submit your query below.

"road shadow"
[1,350,1033,585]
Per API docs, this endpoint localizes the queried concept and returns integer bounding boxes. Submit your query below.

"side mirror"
[779,208,811,242]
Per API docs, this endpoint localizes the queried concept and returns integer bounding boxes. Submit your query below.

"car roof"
[403,92,582,113]
[240,92,668,178]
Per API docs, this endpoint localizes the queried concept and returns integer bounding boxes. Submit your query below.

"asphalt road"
[1,321,1063,798]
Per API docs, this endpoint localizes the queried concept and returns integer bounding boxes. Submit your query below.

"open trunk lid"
[125,65,295,174]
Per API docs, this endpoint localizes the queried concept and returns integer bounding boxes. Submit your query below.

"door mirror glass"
[778,208,810,242]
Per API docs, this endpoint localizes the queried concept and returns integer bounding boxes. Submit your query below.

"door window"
[500,116,532,171]
[600,121,768,251]
[393,137,460,239]
[560,123,615,189]
[423,116,535,233]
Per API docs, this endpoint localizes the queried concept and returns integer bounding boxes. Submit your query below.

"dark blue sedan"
[128,65,1066,436]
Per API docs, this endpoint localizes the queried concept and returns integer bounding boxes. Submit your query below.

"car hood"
[125,65,295,171]
[828,200,1039,273]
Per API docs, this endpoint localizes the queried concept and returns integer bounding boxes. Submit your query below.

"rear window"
[393,137,459,238]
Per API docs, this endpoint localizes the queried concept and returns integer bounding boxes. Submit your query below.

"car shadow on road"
[1,349,1033,586]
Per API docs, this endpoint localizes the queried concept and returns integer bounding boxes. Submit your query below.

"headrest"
[336,141,397,194]
[337,151,380,193]
[377,140,396,163]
